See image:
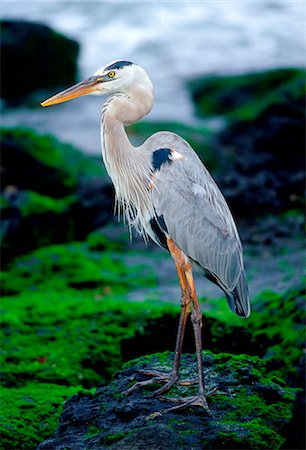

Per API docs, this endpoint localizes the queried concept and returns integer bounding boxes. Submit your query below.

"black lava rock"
[37,352,298,450]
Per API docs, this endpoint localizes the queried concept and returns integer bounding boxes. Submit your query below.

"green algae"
[202,281,305,385]
[1,190,78,265]
[17,191,75,218]
[0,283,177,449]
[1,231,303,448]
[188,67,305,122]
[1,127,104,196]
[1,240,157,295]
[1,127,108,263]
[0,383,81,449]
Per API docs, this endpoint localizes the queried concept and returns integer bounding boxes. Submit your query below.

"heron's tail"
[226,271,250,318]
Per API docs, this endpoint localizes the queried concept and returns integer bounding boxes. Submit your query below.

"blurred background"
[0,1,305,449]
[1,1,305,151]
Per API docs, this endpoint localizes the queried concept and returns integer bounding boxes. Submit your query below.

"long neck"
[100,87,154,233]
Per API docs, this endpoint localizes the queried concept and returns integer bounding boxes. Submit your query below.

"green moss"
[0,195,9,209]
[1,127,105,197]
[188,67,305,122]
[0,383,81,449]
[18,191,75,218]
[86,229,124,252]
[1,289,178,388]
[103,431,128,445]
[1,190,80,264]
[85,425,103,439]
[1,241,157,295]
[216,425,284,450]
[203,281,305,384]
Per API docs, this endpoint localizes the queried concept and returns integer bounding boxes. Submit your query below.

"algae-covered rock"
[0,20,79,103]
[0,240,164,389]
[1,238,304,449]
[0,239,157,296]
[188,68,305,217]
[0,383,82,450]
[1,128,113,263]
[188,68,305,122]
[37,352,298,449]
[203,282,305,387]
[1,190,77,264]
[1,185,113,266]
[1,127,102,197]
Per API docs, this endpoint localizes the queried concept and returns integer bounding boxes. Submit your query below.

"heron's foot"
[124,369,197,396]
[158,389,217,416]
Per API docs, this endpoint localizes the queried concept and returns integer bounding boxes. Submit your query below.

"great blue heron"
[41,60,250,413]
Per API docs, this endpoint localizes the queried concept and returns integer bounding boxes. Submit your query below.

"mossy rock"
[1,190,78,264]
[37,352,298,450]
[0,20,79,104]
[1,241,304,387]
[202,281,305,387]
[1,127,112,263]
[0,239,157,296]
[0,383,82,450]
[1,127,103,197]
[0,240,172,389]
[188,67,305,122]
[1,185,113,266]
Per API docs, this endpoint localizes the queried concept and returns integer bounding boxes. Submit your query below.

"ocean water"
[1,1,305,153]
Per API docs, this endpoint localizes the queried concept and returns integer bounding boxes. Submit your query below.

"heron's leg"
[145,264,192,396]
[185,266,207,399]
[158,265,212,414]
[171,265,191,378]
[124,240,194,396]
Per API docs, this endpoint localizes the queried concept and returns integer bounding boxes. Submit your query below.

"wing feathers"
[149,136,250,317]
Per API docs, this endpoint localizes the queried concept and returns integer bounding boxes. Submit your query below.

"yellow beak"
[41,76,102,107]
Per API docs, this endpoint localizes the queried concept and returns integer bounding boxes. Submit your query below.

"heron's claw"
[157,386,218,416]
[158,389,217,416]
[124,369,197,396]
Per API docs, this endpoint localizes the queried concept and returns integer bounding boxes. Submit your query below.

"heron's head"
[41,60,153,107]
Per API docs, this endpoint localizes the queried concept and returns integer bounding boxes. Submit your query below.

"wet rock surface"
[37,352,297,450]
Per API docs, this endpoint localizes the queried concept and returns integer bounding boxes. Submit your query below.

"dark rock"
[1,182,113,266]
[215,98,305,217]
[1,189,77,266]
[109,424,180,449]
[37,352,297,450]
[0,20,79,104]
[73,178,114,236]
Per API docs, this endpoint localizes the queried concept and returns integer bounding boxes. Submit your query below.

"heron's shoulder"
[144,131,195,157]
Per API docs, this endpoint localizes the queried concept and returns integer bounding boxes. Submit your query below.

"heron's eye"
[108,71,115,78]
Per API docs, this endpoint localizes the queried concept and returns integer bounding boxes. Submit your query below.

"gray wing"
[147,132,250,317]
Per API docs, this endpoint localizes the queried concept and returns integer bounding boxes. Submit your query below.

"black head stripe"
[152,148,172,171]
[105,61,133,71]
